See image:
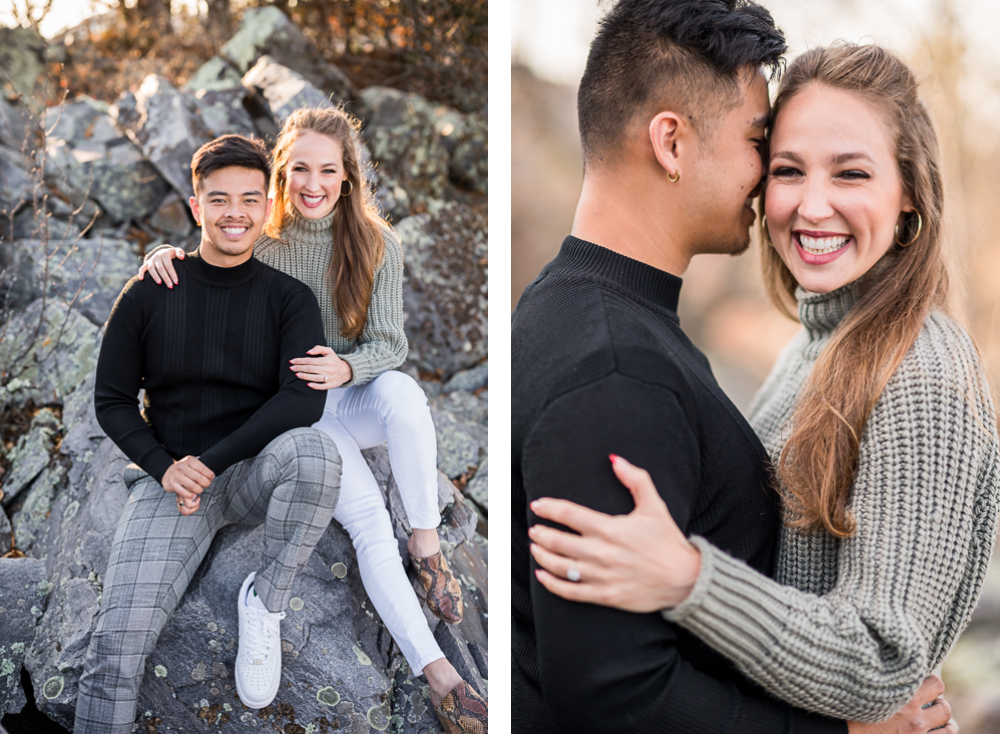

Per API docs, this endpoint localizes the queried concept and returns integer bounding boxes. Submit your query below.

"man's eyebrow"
[749,113,770,129]
[205,190,264,197]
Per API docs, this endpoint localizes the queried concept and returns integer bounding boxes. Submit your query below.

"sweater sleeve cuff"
[141,449,175,485]
[662,535,722,622]
[340,352,374,387]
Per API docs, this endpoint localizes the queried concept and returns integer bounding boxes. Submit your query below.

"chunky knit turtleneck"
[253,206,407,386]
[665,282,1000,723]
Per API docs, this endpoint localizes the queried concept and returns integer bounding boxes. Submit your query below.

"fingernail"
[528,526,537,537]
[609,453,618,464]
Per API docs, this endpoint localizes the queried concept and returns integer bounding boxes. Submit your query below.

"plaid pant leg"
[216,427,342,612]
[74,473,224,734]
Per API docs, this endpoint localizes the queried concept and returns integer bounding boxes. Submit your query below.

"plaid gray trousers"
[74,427,342,734]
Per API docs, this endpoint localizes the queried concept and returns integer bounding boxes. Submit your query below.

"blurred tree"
[206,0,233,42]
[120,0,173,39]
[7,0,54,31]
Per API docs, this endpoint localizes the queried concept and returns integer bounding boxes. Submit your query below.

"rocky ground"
[0,8,487,733]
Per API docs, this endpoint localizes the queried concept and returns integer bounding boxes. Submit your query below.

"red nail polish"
[609,453,618,464]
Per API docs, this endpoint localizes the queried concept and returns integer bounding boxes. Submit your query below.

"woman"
[529,43,999,732]
[140,108,486,734]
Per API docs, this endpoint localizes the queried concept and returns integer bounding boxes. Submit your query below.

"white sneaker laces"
[244,605,285,663]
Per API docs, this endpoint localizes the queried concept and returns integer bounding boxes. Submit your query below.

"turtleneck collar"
[554,236,683,315]
[796,280,861,340]
[282,204,336,246]
[184,247,260,288]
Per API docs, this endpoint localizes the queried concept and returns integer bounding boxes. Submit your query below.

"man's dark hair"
[191,134,271,194]
[579,0,786,167]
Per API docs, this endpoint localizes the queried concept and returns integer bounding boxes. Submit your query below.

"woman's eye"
[769,166,800,178]
[839,170,870,181]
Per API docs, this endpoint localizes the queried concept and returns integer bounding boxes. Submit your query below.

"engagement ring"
[567,563,582,583]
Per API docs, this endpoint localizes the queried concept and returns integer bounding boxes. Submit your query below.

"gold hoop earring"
[894,209,922,247]
[341,180,354,197]
[667,170,680,183]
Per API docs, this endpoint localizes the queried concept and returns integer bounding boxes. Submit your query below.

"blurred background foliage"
[513,0,1000,730]
[4,0,487,113]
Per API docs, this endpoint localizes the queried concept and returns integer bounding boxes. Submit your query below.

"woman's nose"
[797,180,835,224]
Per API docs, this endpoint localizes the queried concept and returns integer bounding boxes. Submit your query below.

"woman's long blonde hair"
[760,43,948,537]
[265,107,386,340]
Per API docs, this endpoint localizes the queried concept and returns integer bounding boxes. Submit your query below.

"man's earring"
[668,170,680,183]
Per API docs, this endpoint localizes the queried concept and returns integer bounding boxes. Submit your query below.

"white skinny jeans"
[312,370,444,675]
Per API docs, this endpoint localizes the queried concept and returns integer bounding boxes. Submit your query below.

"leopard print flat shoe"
[436,680,487,734]
[411,550,464,624]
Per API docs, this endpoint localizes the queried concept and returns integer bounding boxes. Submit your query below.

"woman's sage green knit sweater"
[253,208,407,387]
[664,283,1000,723]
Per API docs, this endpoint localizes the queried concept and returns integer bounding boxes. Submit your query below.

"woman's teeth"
[799,234,850,255]
[302,194,325,205]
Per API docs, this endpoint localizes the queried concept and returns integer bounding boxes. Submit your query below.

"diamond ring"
[567,563,582,583]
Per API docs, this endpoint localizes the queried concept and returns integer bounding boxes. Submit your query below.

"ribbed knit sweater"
[665,283,1000,722]
[95,250,328,483]
[513,238,844,734]
[247,208,406,387]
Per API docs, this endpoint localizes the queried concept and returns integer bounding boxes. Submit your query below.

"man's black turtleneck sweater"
[95,249,327,483]
[512,237,846,734]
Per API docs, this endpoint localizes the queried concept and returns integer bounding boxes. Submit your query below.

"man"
[76,135,342,733]
[511,1,847,731]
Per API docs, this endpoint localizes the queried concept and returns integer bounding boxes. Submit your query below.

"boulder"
[183,56,245,94]
[241,56,335,126]
[114,75,213,201]
[431,409,483,480]
[397,202,488,376]
[0,511,11,555]
[44,96,170,224]
[464,457,488,516]
[0,408,62,510]
[431,389,488,433]
[0,96,34,151]
[3,238,140,326]
[0,145,32,219]
[0,558,47,717]
[0,298,101,410]
[192,88,258,139]
[222,6,353,101]
[149,192,194,239]
[359,87,488,203]
[0,26,47,107]
[18,372,486,732]
[443,361,488,394]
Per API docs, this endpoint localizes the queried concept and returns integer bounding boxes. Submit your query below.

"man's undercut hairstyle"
[579,0,786,167]
[191,135,271,194]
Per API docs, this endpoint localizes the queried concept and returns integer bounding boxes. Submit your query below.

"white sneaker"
[235,572,286,709]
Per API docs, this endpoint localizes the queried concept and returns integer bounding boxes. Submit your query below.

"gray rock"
[0,557,47,717]
[446,112,488,194]
[0,145,32,218]
[443,361,488,394]
[431,409,483,480]
[0,26,46,107]
[23,391,486,732]
[0,408,62,509]
[149,192,193,239]
[222,6,353,101]
[115,75,213,201]
[4,237,140,325]
[397,202,488,376]
[0,96,34,152]
[10,207,82,242]
[241,55,335,125]
[0,298,101,410]
[431,390,488,431]
[182,56,244,93]
[359,87,452,206]
[464,457,487,514]
[191,88,257,138]
[0,510,11,555]
[44,96,170,224]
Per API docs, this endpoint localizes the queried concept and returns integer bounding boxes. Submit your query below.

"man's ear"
[189,195,201,226]
[649,111,685,180]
